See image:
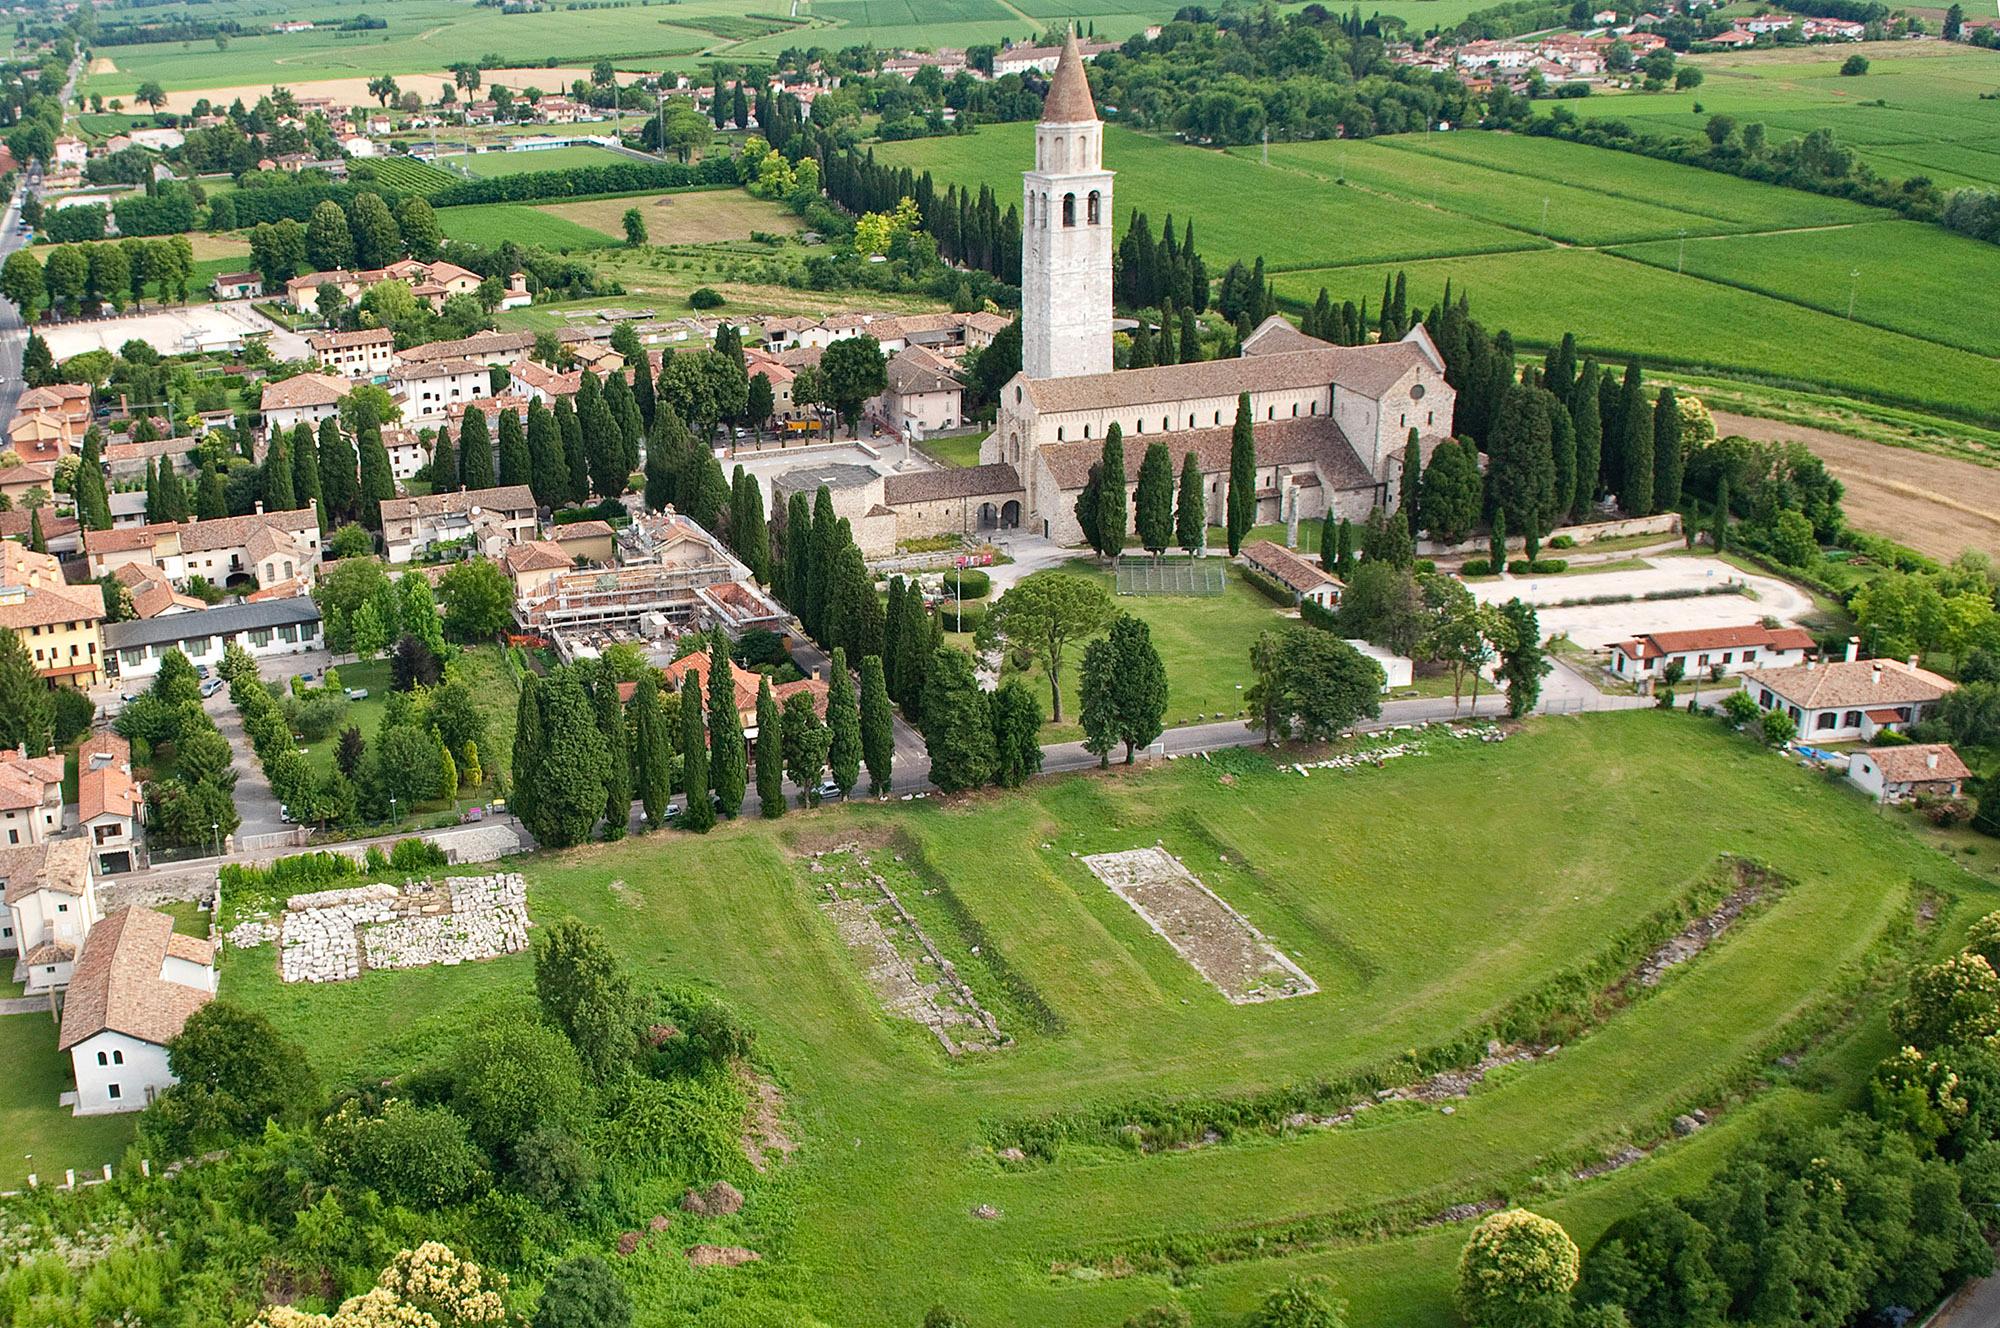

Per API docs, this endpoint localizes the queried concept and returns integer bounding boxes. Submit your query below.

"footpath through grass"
[222,710,1993,1325]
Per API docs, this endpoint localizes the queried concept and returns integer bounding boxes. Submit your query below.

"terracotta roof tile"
[1036,414,1373,492]
[1041,30,1099,123]
[1861,743,1973,785]
[882,462,1022,505]
[1241,540,1340,594]
[1743,658,1956,710]
[0,838,92,905]
[58,906,214,1051]
[1020,339,1433,415]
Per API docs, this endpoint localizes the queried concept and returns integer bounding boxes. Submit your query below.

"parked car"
[199,678,224,698]
[117,691,138,704]
[296,671,317,686]
[814,778,843,802]
[193,663,208,679]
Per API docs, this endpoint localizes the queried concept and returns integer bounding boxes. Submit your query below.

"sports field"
[880,123,2000,425]
[219,710,1995,1324]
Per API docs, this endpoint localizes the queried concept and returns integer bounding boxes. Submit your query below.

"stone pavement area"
[233,873,530,984]
[1085,847,1316,1004]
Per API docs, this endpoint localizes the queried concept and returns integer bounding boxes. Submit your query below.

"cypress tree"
[527,399,564,509]
[895,594,930,720]
[318,419,357,524]
[1135,440,1173,555]
[1549,401,1575,536]
[430,423,457,492]
[785,491,812,619]
[989,680,1043,788]
[1379,272,1394,339]
[1652,385,1683,512]
[1335,516,1354,577]
[1128,320,1155,369]
[498,408,531,489]
[357,425,394,530]
[1570,360,1602,519]
[557,397,588,504]
[686,453,728,531]
[605,370,642,475]
[28,507,45,553]
[195,460,226,520]
[1175,450,1205,554]
[1620,365,1654,515]
[1319,508,1337,571]
[806,486,838,639]
[920,646,993,794]
[705,640,746,817]
[1226,393,1255,555]
[833,542,884,662]
[1489,509,1507,573]
[1599,366,1626,500]
[526,669,608,849]
[678,676,714,833]
[1712,477,1730,552]
[882,576,906,697]
[1075,463,1106,557]
[143,457,162,523]
[825,647,861,799]
[263,428,295,511]
[1399,429,1421,535]
[290,422,321,521]
[738,471,770,582]
[859,654,893,796]
[643,403,687,512]
[632,672,672,830]
[1096,423,1127,555]
[76,434,113,529]
[755,677,785,817]
[459,404,494,489]
[1180,307,1201,362]
[596,678,630,840]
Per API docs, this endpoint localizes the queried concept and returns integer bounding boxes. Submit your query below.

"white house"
[1740,656,1956,743]
[59,906,216,1115]
[0,744,67,847]
[2,838,100,996]
[1609,624,1815,683]
[872,346,964,436]
[1347,639,1414,691]
[379,485,540,564]
[102,598,323,681]
[259,373,349,434]
[76,732,144,875]
[307,327,395,380]
[389,358,491,424]
[1847,743,1974,804]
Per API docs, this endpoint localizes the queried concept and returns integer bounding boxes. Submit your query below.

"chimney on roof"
[1845,636,1859,663]
[1927,750,1940,771]
[254,500,264,515]
[1907,655,1920,670]
[1872,663,1882,685]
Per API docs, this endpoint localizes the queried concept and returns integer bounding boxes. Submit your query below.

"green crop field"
[875,123,1544,270]
[1612,219,2000,359]
[443,145,634,178]
[1275,246,2000,424]
[1533,43,2000,186]
[363,156,458,195]
[217,711,1996,1324]
[435,200,620,250]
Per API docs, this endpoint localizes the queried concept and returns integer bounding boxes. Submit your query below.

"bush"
[390,837,449,871]
[688,286,725,309]
[53,686,96,745]
[450,1018,587,1161]
[1460,558,1494,577]
[939,602,984,633]
[1548,535,1576,549]
[1841,54,1870,75]
[1508,558,1569,574]
[1455,1209,1578,1328]
[320,1098,487,1208]
[942,568,990,600]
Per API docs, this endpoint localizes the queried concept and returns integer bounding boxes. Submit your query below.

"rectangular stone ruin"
[276,873,529,983]
[1083,847,1317,1004]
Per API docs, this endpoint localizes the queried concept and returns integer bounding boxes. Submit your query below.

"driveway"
[207,690,289,839]
[1472,555,1818,651]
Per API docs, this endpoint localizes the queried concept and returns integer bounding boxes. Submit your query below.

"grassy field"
[298,644,521,801]
[541,188,803,243]
[434,201,620,251]
[447,145,636,178]
[1273,246,2000,424]
[363,156,459,195]
[0,1013,138,1190]
[213,710,1995,1324]
[917,434,985,468]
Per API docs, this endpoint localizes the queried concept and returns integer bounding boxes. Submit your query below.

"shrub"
[1757,706,1798,748]
[1549,535,1576,549]
[1720,691,1760,728]
[449,1018,586,1160]
[1460,558,1494,577]
[942,568,990,600]
[1508,558,1569,574]
[1455,1209,1578,1328]
[1916,794,1970,828]
[320,1098,487,1208]
[390,837,449,871]
[509,1127,600,1214]
[939,602,984,633]
[1841,54,1869,75]
[688,286,725,309]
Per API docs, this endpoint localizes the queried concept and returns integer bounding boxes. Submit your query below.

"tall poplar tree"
[1227,393,1255,555]
[1095,423,1127,555]
[705,641,746,818]
[755,677,785,817]
[825,647,861,799]
[1175,451,1205,554]
[859,653,893,796]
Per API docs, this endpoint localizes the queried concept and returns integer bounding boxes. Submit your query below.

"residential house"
[501,540,575,604]
[389,358,490,423]
[103,597,324,681]
[508,357,583,405]
[1240,539,1343,608]
[395,331,535,369]
[549,520,615,566]
[102,433,201,484]
[83,505,324,591]
[259,373,349,434]
[8,383,94,462]
[661,650,825,743]
[872,346,964,435]
[0,461,56,509]
[59,906,216,1115]
[2,838,98,995]
[0,507,81,555]
[0,542,107,686]
[307,327,396,379]
[0,744,66,848]
[1740,654,1957,742]
[1847,744,1974,804]
[993,38,1113,76]
[1609,624,1815,683]
[379,485,539,564]
[52,134,87,169]
[111,561,205,620]
[210,270,263,300]
[380,427,432,483]
[75,732,143,874]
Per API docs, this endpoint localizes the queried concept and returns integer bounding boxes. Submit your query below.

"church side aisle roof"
[1019,339,1434,414]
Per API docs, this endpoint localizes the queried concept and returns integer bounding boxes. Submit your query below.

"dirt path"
[1711,411,2000,562]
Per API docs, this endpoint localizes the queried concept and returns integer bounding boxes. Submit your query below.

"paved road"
[1928,1269,2000,1328]
[206,688,289,839]
[0,54,78,434]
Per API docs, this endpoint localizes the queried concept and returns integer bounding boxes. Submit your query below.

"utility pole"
[1540,196,1550,236]
[1847,268,1860,319]
[1676,228,1687,273]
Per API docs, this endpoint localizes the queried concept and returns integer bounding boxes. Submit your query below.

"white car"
[346,687,369,700]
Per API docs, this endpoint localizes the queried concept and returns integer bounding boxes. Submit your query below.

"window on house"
[1056,428,1064,441]
[57,903,66,913]
[108,1084,121,1100]
[1743,649,1757,661]
[1087,190,1101,224]
[1816,713,1837,731]
[1843,711,1862,728]
[97,1051,107,1066]
[113,1049,123,1065]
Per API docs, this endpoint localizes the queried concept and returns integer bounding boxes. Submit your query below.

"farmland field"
[362,156,459,195]
[445,144,635,178]
[539,187,802,243]
[434,201,620,250]
[221,710,1996,1324]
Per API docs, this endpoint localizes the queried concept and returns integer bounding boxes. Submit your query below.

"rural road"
[0,53,79,434]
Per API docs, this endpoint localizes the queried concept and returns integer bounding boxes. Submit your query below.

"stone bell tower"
[1021,29,1113,381]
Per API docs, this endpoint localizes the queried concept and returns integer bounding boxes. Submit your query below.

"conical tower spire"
[1040,28,1097,124]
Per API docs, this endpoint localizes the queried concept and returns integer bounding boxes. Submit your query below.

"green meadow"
[435,201,621,250]
[220,711,1994,1324]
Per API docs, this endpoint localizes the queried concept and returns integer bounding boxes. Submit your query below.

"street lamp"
[211,821,219,856]
[389,796,398,827]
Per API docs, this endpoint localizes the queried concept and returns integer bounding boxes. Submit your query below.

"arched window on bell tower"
[1087,190,1101,225]
[1062,193,1076,227]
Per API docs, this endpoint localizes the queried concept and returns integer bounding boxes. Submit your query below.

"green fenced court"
[1117,555,1226,595]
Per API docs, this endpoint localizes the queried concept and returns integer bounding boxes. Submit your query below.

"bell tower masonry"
[1021,29,1113,381]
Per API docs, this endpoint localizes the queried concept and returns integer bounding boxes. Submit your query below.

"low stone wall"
[251,873,530,984]
[1420,512,1681,558]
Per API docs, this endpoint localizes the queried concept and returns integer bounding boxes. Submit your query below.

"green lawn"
[917,433,986,468]
[446,145,634,178]
[219,710,1997,1325]
[298,644,520,806]
[434,202,619,252]
[0,1014,138,1190]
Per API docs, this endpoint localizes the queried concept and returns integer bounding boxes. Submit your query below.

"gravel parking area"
[1471,556,1818,650]
[38,300,308,361]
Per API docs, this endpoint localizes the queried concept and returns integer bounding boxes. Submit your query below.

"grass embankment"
[222,710,1995,1324]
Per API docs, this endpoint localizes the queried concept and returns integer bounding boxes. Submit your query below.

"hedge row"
[427,156,740,208]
